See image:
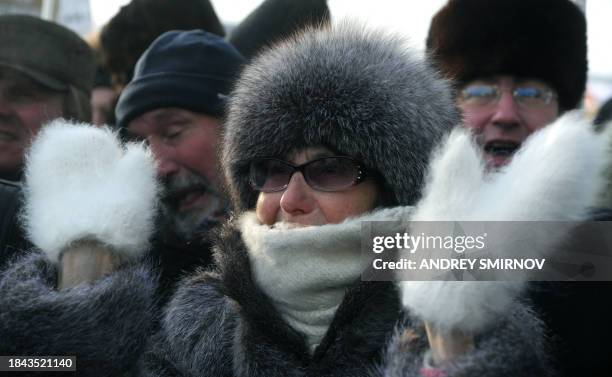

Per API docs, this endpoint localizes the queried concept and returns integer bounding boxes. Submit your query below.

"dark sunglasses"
[249,156,368,193]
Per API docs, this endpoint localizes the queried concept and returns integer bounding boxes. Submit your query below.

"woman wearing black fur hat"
[140,23,608,376]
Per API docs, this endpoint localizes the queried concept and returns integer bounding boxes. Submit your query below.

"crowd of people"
[0,0,611,376]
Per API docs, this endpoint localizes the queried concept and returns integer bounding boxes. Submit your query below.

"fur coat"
[0,179,28,271]
[140,219,552,377]
[0,222,216,377]
[0,217,552,377]
[0,251,157,377]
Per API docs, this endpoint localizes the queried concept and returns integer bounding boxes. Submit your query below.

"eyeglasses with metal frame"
[458,81,558,108]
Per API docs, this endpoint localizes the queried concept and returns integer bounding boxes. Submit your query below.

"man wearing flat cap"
[0,14,95,182]
[0,15,95,268]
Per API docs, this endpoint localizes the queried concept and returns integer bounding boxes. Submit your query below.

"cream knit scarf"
[239,206,412,353]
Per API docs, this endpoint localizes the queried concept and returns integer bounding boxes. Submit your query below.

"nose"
[490,89,521,130]
[148,139,180,178]
[279,172,316,216]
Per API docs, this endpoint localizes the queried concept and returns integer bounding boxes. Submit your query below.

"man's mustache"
[160,173,215,207]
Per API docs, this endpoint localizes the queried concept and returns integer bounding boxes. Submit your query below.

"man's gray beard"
[160,171,224,239]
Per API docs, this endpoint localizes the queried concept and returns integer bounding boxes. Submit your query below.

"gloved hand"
[22,120,159,286]
[400,112,609,363]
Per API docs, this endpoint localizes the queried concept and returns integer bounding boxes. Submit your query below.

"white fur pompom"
[22,120,159,263]
[402,111,609,332]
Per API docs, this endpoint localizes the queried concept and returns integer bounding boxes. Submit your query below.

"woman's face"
[255,147,379,226]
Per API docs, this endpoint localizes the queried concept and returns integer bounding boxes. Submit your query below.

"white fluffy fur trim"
[22,120,159,263]
[401,111,609,332]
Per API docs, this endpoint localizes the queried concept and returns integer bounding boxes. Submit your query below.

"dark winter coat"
[526,208,612,377]
[527,281,612,377]
[0,179,28,270]
[141,220,553,377]
[149,217,217,305]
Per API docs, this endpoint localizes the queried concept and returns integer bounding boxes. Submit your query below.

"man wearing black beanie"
[115,30,245,300]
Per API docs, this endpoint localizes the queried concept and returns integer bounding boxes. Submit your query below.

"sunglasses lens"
[305,158,360,191]
[249,159,293,192]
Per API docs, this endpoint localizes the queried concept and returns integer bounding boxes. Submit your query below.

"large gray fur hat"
[223,23,459,212]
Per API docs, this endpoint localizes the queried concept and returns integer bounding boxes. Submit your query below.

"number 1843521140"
[0,356,76,371]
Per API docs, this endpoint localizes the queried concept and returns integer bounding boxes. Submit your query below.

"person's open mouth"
[483,140,521,167]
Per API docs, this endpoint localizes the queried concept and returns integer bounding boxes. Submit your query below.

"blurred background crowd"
[1,0,611,123]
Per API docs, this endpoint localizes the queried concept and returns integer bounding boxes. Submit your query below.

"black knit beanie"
[115,30,245,128]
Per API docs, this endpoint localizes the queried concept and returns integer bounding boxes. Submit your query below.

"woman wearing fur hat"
[141,23,607,377]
